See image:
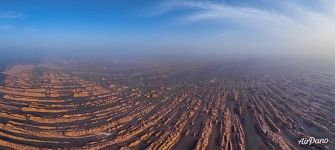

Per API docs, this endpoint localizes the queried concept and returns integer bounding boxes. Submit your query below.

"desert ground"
[0,60,334,150]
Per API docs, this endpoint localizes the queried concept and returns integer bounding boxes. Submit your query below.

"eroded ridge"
[0,62,334,150]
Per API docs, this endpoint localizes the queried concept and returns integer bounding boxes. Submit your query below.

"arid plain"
[0,60,334,150]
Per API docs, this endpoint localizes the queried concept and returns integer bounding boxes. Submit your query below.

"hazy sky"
[0,0,335,59]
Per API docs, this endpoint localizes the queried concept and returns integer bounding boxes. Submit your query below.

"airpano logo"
[298,137,329,145]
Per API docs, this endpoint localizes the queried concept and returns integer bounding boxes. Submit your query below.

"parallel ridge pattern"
[0,63,334,150]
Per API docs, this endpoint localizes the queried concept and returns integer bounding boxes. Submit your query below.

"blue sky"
[0,0,335,58]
